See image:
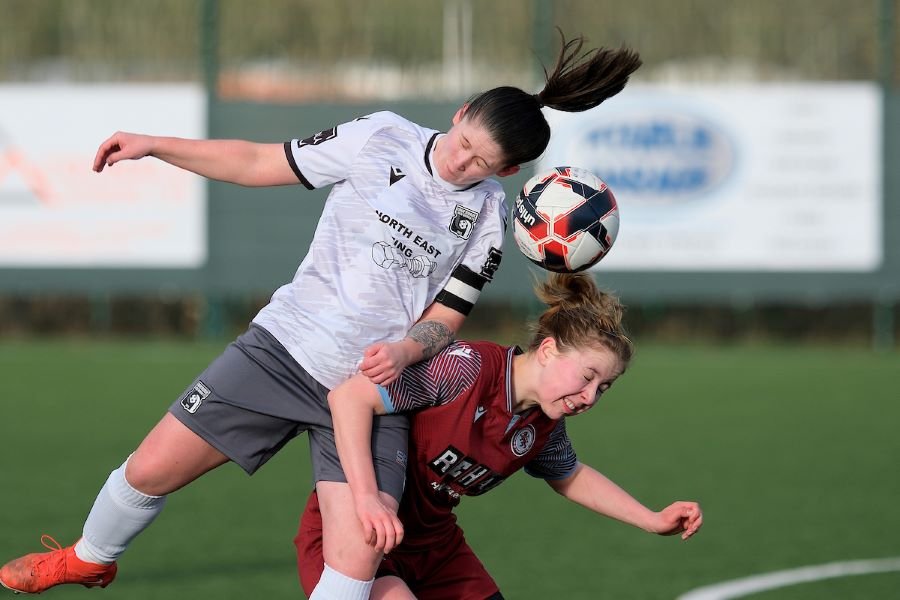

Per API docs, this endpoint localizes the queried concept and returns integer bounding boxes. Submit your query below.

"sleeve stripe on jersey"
[524,420,578,480]
[434,264,487,315]
[377,386,396,413]
[283,141,315,190]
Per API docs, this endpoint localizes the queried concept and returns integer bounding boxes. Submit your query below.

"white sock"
[309,563,374,600]
[74,459,167,564]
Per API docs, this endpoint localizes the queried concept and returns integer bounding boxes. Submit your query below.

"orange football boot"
[0,536,117,594]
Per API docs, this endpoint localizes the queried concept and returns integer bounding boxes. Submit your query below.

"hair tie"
[533,93,544,108]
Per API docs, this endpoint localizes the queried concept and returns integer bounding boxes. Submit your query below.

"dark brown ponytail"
[462,30,641,168]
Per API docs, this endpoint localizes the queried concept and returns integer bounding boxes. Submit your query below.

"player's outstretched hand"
[360,341,414,386]
[93,131,155,172]
[353,493,404,554]
[651,501,703,540]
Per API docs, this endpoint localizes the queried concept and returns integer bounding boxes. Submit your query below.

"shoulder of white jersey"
[358,110,411,126]
[478,179,509,233]
[475,177,505,197]
[284,110,436,189]
[357,110,436,143]
[434,184,507,316]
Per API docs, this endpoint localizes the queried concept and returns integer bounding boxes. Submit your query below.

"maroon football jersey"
[382,340,577,547]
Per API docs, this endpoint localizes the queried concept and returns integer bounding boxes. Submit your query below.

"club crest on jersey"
[510,425,536,457]
[297,126,337,147]
[180,380,211,414]
[449,204,479,240]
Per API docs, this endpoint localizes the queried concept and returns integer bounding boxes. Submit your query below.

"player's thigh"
[317,481,398,580]
[126,412,229,496]
[165,324,321,477]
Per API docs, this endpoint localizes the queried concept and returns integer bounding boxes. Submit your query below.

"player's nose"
[449,153,467,172]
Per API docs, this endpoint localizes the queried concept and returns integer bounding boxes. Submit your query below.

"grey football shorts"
[169,324,409,502]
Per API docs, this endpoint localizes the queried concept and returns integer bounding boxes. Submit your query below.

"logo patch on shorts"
[180,380,211,414]
[395,450,408,468]
[510,425,536,457]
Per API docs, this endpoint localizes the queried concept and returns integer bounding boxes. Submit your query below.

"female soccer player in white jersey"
[0,34,642,598]
[296,273,703,599]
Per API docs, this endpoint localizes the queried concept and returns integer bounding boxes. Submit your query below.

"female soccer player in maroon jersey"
[295,273,703,599]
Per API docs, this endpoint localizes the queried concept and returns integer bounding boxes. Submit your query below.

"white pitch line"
[676,557,900,600]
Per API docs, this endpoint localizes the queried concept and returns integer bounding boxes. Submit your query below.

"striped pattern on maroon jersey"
[524,418,577,480]
[383,341,482,413]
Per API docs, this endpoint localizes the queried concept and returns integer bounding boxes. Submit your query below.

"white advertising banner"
[0,84,206,267]
[539,83,882,271]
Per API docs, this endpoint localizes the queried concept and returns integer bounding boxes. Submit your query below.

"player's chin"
[446,169,485,187]
[554,402,573,419]
[449,175,478,187]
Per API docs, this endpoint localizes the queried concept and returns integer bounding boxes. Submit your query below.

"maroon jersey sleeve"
[380,341,482,413]
[524,419,578,480]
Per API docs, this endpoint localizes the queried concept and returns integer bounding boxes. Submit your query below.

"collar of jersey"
[505,346,522,415]
[424,132,484,193]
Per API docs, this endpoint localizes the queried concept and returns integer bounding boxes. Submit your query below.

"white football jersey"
[253,111,508,389]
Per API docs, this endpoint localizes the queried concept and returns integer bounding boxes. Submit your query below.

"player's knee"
[123,453,169,495]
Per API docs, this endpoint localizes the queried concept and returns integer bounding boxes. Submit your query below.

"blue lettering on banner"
[604,168,708,192]
[568,111,735,204]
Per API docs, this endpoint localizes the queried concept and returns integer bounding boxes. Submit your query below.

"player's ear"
[451,104,468,125]
[496,165,520,177]
[537,337,558,366]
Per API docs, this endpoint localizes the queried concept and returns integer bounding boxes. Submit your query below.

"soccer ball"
[512,166,619,273]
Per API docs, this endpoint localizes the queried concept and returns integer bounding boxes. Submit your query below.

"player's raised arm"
[327,375,405,554]
[92,131,298,187]
[546,463,703,540]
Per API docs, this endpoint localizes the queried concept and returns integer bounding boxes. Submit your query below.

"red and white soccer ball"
[512,166,619,273]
